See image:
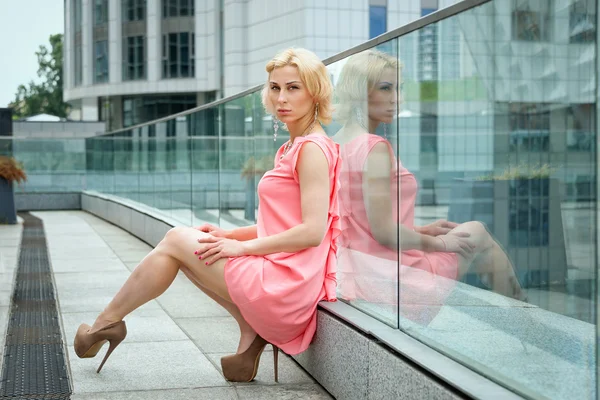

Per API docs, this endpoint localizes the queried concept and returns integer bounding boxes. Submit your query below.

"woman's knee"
[459,221,494,251]
[160,226,189,249]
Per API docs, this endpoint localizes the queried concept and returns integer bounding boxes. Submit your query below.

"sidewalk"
[0,211,332,400]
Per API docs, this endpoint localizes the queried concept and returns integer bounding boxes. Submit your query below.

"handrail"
[100,0,491,137]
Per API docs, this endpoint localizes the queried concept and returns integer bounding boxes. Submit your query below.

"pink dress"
[336,134,458,322]
[224,134,341,355]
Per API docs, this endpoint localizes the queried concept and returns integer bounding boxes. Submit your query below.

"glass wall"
[7,1,598,399]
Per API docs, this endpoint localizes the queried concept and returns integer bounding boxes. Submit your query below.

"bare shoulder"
[295,140,330,181]
[297,140,328,165]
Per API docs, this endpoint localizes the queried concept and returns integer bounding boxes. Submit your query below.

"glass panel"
[153,121,172,217]
[388,2,597,399]
[114,133,139,202]
[3,138,86,194]
[330,44,401,329]
[218,96,256,230]
[138,125,155,210]
[190,108,219,228]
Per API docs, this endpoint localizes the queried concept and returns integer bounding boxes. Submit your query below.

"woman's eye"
[288,86,298,90]
[271,86,280,91]
[380,86,391,91]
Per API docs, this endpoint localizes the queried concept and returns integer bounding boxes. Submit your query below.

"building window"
[123,95,196,127]
[369,2,387,39]
[122,0,146,21]
[509,103,550,152]
[162,0,195,18]
[512,0,552,42]
[94,0,109,25]
[73,0,82,32]
[74,45,83,86]
[569,0,596,43]
[162,32,195,78]
[94,40,109,83]
[566,104,595,151]
[72,0,83,86]
[123,36,145,80]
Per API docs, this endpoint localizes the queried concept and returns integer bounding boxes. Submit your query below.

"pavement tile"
[177,317,240,354]
[113,250,151,263]
[207,352,315,386]
[51,258,128,274]
[68,341,226,393]
[234,384,333,399]
[62,309,190,344]
[70,387,237,400]
[157,291,231,319]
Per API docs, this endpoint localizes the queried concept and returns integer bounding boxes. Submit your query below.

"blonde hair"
[261,48,333,125]
[334,49,401,124]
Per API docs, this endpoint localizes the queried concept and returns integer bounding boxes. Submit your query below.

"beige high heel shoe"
[221,335,279,382]
[74,321,127,373]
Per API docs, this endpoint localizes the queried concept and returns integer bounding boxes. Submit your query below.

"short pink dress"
[337,134,458,318]
[224,134,341,355]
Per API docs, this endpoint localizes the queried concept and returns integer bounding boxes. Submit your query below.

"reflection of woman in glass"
[332,50,525,317]
[74,48,341,382]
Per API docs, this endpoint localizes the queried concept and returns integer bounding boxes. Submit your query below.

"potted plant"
[0,156,27,224]
[241,155,273,221]
[447,163,567,289]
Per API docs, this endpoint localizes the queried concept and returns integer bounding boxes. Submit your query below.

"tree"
[11,34,69,119]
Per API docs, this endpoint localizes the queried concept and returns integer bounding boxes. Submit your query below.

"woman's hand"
[434,232,475,258]
[196,236,246,265]
[194,223,228,238]
[417,219,459,236]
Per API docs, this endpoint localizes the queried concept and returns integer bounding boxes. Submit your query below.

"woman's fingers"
[451,231,470,238]
[204,253,222,266]
[199,246,221,261]
[198,236,218,244]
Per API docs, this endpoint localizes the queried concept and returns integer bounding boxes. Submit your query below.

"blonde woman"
[332,49,525,318]
[74,48,341,382]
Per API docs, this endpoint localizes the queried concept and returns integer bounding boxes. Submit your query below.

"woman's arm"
[226,225,258,241]
[363,142,441,252]
[243,142,330,256]
[195,223,257,241]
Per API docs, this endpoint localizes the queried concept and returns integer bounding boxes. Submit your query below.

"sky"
[0,1,64,107]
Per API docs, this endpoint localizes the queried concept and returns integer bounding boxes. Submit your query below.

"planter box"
[0,178,17,224]
[447,178,567,288]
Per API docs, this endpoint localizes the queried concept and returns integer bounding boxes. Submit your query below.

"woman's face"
[367,68,400,125]
[268,65,314,125]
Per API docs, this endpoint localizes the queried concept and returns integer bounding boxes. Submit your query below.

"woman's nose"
[278,91,287,104]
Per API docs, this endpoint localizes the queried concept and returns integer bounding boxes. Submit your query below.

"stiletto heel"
[272,344,279,382]
[221,335,279,382]
[74,320,127,373]
[96,337,124,373]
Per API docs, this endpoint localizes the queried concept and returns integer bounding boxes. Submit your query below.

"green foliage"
[476,163,556,181]
[10,34,69,119]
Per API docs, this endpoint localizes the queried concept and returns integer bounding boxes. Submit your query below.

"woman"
[332,50,524,321]
[74,48,341,383]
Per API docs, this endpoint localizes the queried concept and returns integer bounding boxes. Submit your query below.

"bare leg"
[91,227,258,353]
[450,221,524,299]
[179,266,257,354]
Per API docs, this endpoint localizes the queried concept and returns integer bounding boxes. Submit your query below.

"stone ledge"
[79,191,532,399]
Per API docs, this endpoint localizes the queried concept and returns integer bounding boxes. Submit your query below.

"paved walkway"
[0,211,332,400]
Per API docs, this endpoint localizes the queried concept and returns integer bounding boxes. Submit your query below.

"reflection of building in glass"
[397,0,596,205]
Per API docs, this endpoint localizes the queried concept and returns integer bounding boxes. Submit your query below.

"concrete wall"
[13,121,106,138]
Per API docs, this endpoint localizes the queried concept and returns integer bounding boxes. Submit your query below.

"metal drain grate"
[0,213,71,399]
